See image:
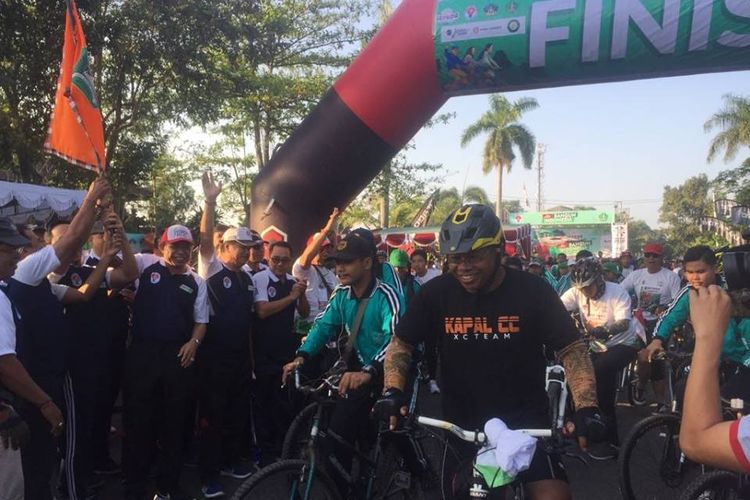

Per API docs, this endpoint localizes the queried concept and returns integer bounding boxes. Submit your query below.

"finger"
[389,416,398,431]
[400,406,408,416]
[339,375,349,396]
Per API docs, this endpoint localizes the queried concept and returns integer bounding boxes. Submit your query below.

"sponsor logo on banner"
[437,8,459,23]
[150,272,161,284]
[440,17,526,43]
[465,5,477,19]
[484,4,499,16]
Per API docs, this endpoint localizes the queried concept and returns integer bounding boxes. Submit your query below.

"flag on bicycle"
[44,0,106,172]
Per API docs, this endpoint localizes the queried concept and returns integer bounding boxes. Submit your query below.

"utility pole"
[536,143,546,212]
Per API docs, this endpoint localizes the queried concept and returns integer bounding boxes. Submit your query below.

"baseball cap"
[249,229,265,246]
[528,258,543,267]
[160,224,193,246]
[602,262,620,275]
[334,231,374,262]
[558,261,569,270]
[222,227,255,247]
[620,250,632,257]
[0,218,30,247]
[643,242,664,255]
[90,221,105,235]
[389,249,409,268]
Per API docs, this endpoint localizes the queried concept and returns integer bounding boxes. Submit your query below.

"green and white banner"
[434,0,750,94]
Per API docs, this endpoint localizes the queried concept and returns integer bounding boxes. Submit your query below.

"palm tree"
[460,95,539,218]
[705,94,750,163]
[462,186,490,205]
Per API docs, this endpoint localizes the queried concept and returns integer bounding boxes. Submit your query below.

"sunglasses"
[644,253,661,258]
[271,256,291,264]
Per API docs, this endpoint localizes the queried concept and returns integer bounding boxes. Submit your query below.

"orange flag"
[44,0,106,172]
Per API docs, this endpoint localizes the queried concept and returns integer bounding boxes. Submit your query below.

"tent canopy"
[0,181,87,224]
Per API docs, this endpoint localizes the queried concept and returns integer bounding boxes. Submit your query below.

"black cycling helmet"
[439,204,504,255]
[571,257,604,289]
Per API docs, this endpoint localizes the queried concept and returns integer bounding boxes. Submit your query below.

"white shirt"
[252,269,295,303]
[13,245,69,300]
[620,267,682,321]
[413,268,440,286]
[134,253,210,324]
[292,259,338,322]
[242,262,269,276]
[561,281,638,347]
[198,252,253,281]
[0,292,17,357]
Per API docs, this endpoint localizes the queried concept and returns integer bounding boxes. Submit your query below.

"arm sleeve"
[730,417,750,472]
[297,292,342,358]
[193,276,209,324]
[0,298,16,356]
[370,284,404,369]
[560,288,578,312]
[537,280,582,351]
[619,272,635,293]
[13,246,61,286]
[50,283,70,301]
[292,260,311,282]
[664,272,682,304]
[383,263,403,295]
[395,283,432,345]
[135,253,159,275]
[654,289,690,342]
[197,252,220,280]
[252,272,269,303]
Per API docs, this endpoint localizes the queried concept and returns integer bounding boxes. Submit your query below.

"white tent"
[0,181,87,224]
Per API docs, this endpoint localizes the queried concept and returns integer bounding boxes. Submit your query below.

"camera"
[721,236,750,317]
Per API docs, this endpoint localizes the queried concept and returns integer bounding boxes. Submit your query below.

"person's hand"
[689,285,731,347]
[202,171,223,203]
[338,371,372,396]
[103,230,122,260]
[645,339,664,362]
[572,406,606,451]
[372,388,409,431]
[0,405,29,450]
[87,177,112,209]
[39,401,64,437]
[588,326,609,340]
[102,210,124,236]
[177,340,198,368]
[282,356,305,386]
[323,208,340,232]
[290,280,307,300]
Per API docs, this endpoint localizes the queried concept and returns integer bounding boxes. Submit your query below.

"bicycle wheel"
[370,436,431,500]
[282,402,319,459]
[231,459,341,500]
[678,470,743,500]
[618,413,701,500]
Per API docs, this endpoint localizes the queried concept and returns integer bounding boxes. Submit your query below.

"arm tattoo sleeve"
[558,340,599,410]
[384,336,415,391]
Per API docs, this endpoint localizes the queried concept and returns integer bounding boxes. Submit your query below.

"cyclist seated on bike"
[646,245,750,404]
[281,229,405,493]
[679,285,750,473]
[375,204,604,500]
[561,257,640,460]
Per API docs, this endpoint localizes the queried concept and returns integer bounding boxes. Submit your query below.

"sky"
[403,70,750,228]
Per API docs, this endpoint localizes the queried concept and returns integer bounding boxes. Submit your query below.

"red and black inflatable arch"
[251,0,750,250]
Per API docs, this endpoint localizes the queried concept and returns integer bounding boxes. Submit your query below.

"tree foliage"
[705,94,750,164]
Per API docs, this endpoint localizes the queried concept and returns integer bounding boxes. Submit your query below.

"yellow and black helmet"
[439,204,504,255]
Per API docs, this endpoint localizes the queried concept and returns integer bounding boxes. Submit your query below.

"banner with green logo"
[434,0,750,95]
[510,210,614,225]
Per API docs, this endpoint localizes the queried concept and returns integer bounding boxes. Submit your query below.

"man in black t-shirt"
[376,205,603,500]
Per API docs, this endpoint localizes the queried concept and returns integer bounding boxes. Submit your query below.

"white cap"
[222,227,256,247]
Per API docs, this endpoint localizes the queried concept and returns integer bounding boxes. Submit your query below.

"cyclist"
[645,245,750,403]
[620,242,681,401]
[679,285,750,472]
[388,249,420,307]
[375,205,603,500]
[281,229,404,496]
[561,258,640,460]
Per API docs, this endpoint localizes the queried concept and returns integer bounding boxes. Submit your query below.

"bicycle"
[618,350,699,500]
[678,398,750,500]
[233,368,432,500]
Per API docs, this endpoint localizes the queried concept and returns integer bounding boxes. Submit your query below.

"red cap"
[643,242,664,255]
[160,224,193,246]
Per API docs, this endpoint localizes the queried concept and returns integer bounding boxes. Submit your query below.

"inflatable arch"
[251,0,750,250]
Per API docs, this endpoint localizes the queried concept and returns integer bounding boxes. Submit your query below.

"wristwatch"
[362,364,378,378]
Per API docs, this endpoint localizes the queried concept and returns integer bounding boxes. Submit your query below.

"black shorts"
[441,434,567,499]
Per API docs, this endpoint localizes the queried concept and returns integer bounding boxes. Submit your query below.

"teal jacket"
[655,286,750,367]
[297,278,405,372]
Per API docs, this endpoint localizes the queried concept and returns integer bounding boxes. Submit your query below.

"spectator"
[410,249,440,285]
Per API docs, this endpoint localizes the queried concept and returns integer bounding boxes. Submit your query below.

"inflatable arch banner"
[251,0,750,250]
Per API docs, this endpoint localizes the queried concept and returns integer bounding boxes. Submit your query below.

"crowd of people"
[1,174,749,500]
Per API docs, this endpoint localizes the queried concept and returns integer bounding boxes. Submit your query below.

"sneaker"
[201,482,225,498]
[220,464,255,479]
[428,380,441,394]
[93,457,121,475]
[587,442,619,461]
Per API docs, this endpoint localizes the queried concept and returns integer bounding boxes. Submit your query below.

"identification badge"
[179,284,194,294]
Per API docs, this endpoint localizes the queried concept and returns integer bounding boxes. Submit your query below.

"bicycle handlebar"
[415,416,552,445]
[293,368,341,395]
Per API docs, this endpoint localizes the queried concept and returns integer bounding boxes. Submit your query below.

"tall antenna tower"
[536,143,546,212]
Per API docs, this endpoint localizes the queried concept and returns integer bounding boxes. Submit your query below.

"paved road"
[96,384,689,500]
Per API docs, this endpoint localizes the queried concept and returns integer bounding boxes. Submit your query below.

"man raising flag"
[44,0,106,172]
